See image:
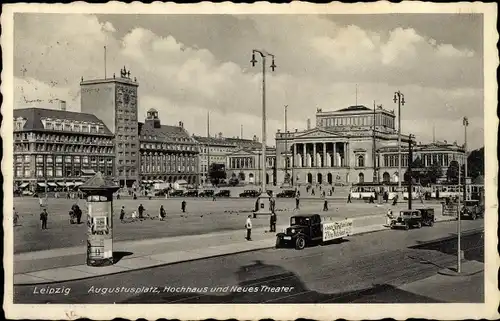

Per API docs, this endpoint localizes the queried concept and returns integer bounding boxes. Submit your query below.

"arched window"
[383,172,390,183]
[307,173,313,184]
[358,173,365,183]
[317,173,323,184]
[327,173,333,184]
[357,155,365,167]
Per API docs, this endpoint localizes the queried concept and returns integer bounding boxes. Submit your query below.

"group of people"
[119,201,189,223]
[244,211,277,241]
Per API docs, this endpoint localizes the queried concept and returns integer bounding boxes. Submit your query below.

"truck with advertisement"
[275,214,353,250]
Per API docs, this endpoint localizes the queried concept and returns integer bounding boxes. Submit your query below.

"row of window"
[15,165,114,178]
[17,144,114,154]
[320,114,395,129]
[140,165,196,173]
[140,143,197,152]
[117,125,137,134]
[383,154,410,168]
[116,134,137,141]
[42,120,104,134]
[14,133,112,144]
[118,169,137,177]
[34,155,113,164]
[141,135,191,143]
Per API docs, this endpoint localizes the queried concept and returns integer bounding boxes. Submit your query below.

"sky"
[13,13,484,149]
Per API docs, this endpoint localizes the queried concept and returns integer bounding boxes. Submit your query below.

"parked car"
[169,190,184,197]
[183,189,199,197]
[390,210,425,230]
[21,190,34,196]
[155,189,168,197]
[460,200,483,220]
[276,214,353,250]
[198,189,215,197]
[277,189,296,198]
[215,189,231,197]
[239,190,259,198]
[415,207,435,226]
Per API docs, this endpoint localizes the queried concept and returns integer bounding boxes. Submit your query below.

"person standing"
[120,206,126,222]
[245,215,252,241]
[295,191,300,210]
[347,193,352,203]
[181,200,187,213]
[13,207,19,226]
[160,205,166,221]
[138,204,145,219]
[270,193,276,214]
[40,208,48,230]
[270,212,277,232]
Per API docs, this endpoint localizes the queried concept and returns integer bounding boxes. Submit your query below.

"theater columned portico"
[292,142,350,168]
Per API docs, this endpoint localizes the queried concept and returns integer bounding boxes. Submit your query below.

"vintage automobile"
[460,200,483,220]
[183,189,199,197]
[169,190,185,197]
[415,207,435,226]
[276,214,353,250]
[239,190,259,198]
[198,189,215,197]
[277,189,296,198]
[215,189,231,197]
[390,210,425,230]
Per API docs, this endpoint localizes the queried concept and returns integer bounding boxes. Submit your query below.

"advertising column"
[79,172,119,267]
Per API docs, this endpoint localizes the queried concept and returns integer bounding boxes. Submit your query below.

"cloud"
[13,14,484,150]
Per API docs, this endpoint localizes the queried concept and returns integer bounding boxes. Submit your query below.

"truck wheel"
[429,219,434,227]
[471,213,477,220]
[405,222,410,230]
[295,236,306,250]
[275,237,281,249]
[416,222,422,229]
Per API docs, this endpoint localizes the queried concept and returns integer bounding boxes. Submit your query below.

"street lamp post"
[393,91,405,196]
[251,49,276,194]
[408,134,414,210]
[463,117,469,201]
[284,104,290,186]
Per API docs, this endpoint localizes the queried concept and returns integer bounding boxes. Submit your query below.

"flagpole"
[104,46,107,79]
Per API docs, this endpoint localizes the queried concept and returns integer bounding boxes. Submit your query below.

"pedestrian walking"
[386,209,394,226]
[311,188,315,196]
[347,193,352,203]
[295,191,300,210]
[138,204,145,219]
[270,212,277,232]
[13,207,19,226]
[181,200,187,213]
[120,206,126,222]
[392,194,398,206]
[332,186,335,193]
[245,215,252,240]
[323,198,329,211]
[40,208,48,230]
[159,205,166,220]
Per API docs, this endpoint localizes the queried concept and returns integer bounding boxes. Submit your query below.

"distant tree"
[238,171,246,181]
[427,162,443,184]
[467,147,484,179]
[446,160,460,184]
[209,163,226,186]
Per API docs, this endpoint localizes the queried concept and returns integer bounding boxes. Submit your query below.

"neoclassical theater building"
[275,105,413,186]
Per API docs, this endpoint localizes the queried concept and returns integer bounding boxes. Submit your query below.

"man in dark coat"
[269,212,277,232]
[40,209,48,230]
[138,204,145,218]
[120,206,126,222]
[181,200,187,213]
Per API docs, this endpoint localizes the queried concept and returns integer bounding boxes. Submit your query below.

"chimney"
[277,129,281,133]
[219,132,223,139]
[59,100,67,111]
[253,135,258,142]
[295,129,298,132]
[307,118,311,130]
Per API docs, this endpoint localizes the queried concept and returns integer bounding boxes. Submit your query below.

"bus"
[350,182,423,200]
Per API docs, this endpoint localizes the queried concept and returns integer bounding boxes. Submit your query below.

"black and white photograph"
[2,2,498,320]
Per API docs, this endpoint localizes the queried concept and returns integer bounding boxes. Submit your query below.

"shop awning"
[57,182,67,187]
[141,180,148,183]
[37,183,47,187]
[66,182,75,186]
[74,182,83,186]
[19,183,29,188]
[47,182,58,187]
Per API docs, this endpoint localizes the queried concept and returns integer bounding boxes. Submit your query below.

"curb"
[14,224,388,286]
[437,265,484,277]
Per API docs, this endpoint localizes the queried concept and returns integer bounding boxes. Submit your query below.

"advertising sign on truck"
[322,218,353,242]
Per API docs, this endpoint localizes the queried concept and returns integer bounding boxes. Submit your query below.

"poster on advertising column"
[87,197,113,261]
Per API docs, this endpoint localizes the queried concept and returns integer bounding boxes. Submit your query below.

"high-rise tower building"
[80,67,139,187]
